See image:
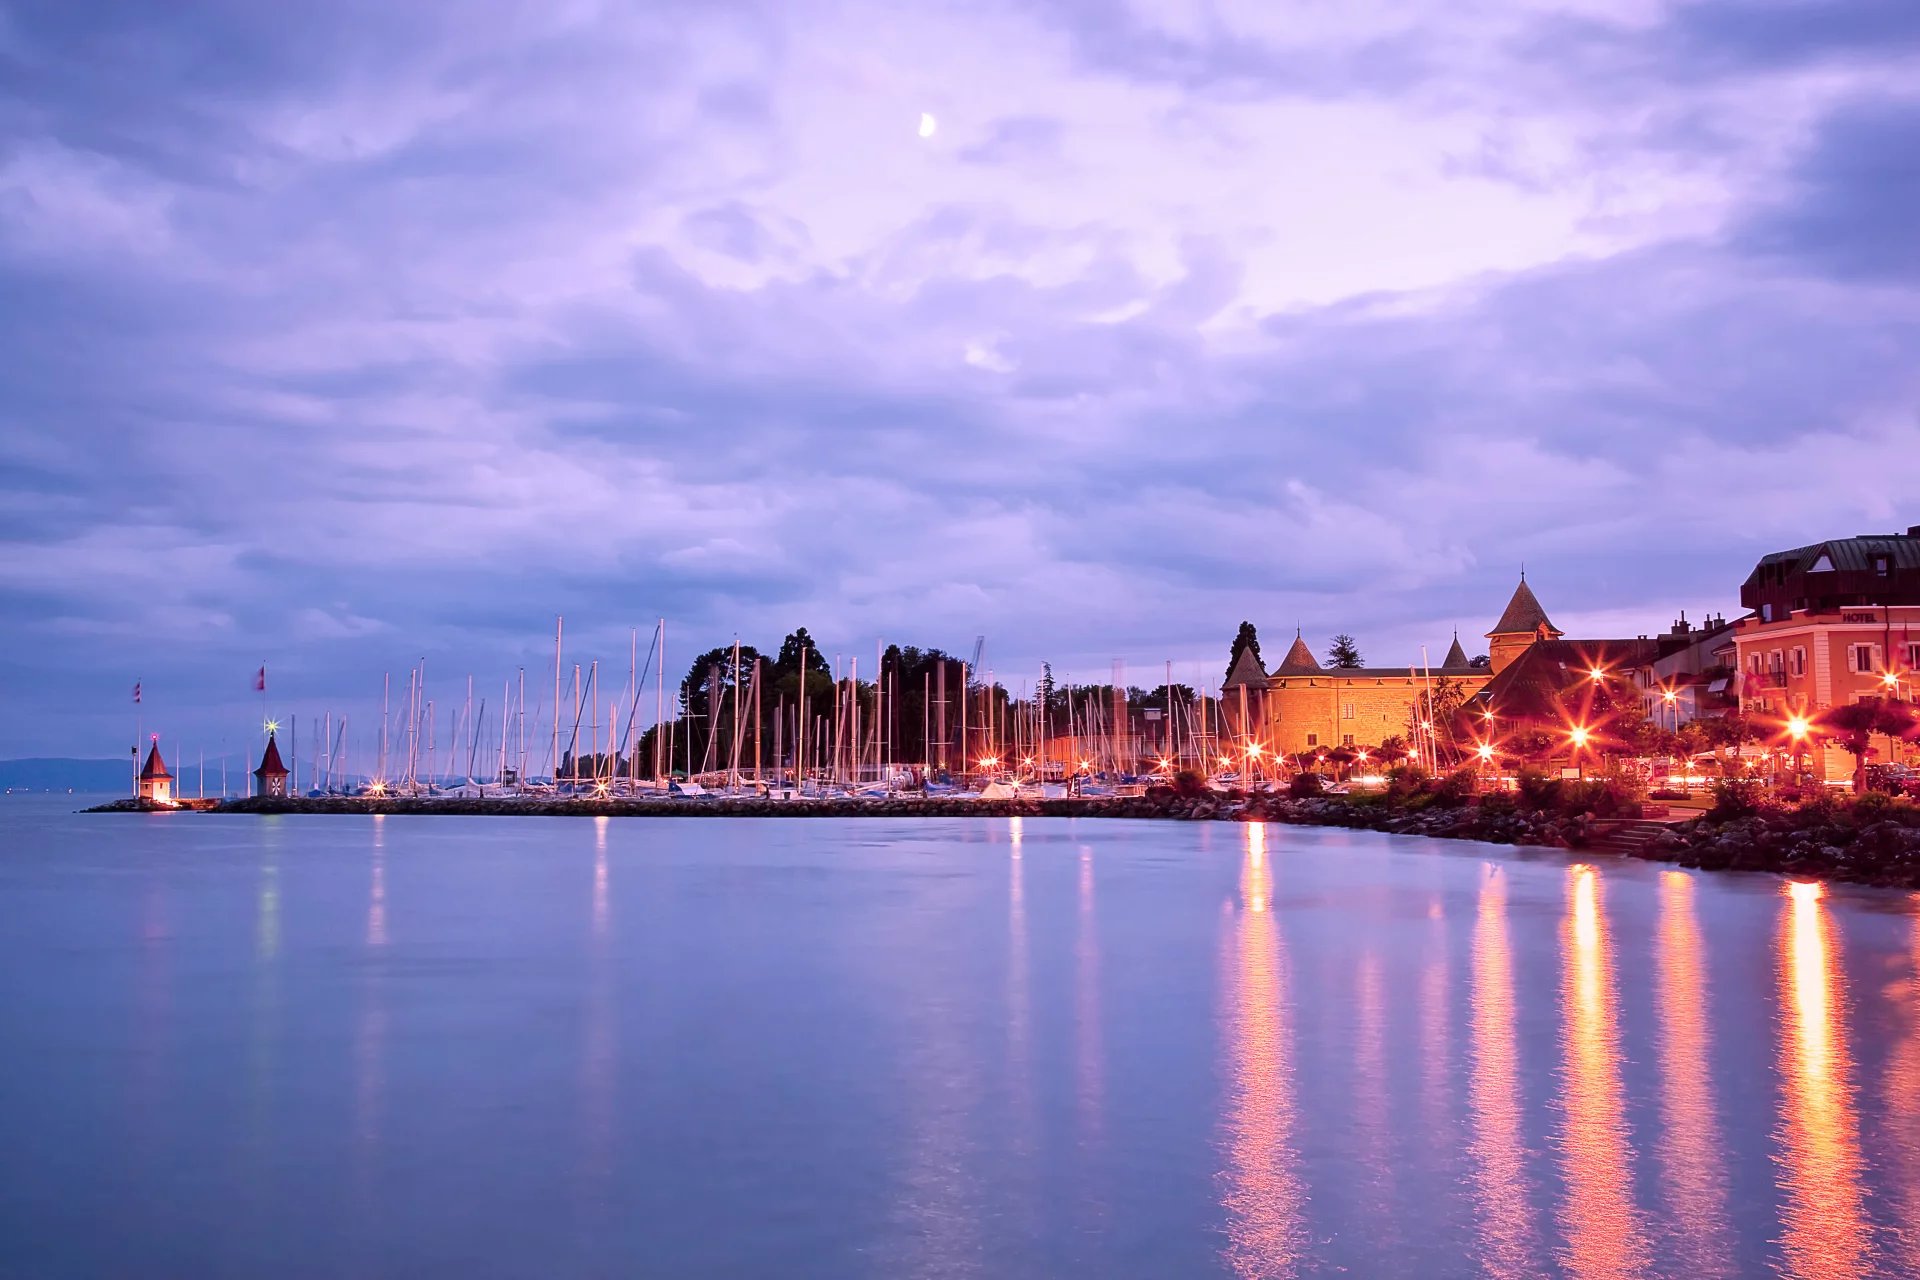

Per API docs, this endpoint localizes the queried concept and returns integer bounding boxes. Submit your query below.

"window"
[1761,603,1775,622]
[1908,643,1920,670]
[1342,734,1354,747]
[1306,733,1318,747]
[1341,702,1355,719]
[1850,644,1877,673]
[1873,554,1892,577]
[1769,649,1784,673]
[1789,647,1806,677]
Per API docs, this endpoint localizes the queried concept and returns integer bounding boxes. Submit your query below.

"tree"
[1409,676,1467,743]
[1226,621,1262,683]
[1468,654,1491,670]
[1327,634,1364,668]
[1820,698,1920,793]
[773,628,832,679]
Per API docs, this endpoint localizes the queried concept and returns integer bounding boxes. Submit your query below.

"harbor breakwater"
[86,790,1920,890]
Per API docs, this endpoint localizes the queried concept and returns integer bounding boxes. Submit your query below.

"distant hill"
[0,758,139,793]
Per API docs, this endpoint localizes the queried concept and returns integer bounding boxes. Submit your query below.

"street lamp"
[1786,714,1811,786]
[1569,725,1591,779]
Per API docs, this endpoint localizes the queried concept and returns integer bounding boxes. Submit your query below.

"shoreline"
[84,791,1920,892]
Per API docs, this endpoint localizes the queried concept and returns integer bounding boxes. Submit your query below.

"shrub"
[1385,765,1430,803]
[1516,768,1561,811]
[1477,791,1516,817]
[1708,777,1769,822]
[1171,769,1209,799]
[1289,772,1326,799]
[1648,787,1686,801]
[1430,768,1478,808]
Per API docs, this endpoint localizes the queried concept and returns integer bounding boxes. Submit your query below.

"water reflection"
[365,814,388,948]
[1885,905,1920,1274]
[582,817,614,1186]
[1419,898,1449,1139]
[1353,950,1396,1250]
[1220,823,1306,1277]
[1468,865,1537,1278]
[1776,882,1872,1278]
[352,828,389,1224]
[1654,872,1731,1275]
[1077,844,1103,1153]
[1557,864,1651,1279]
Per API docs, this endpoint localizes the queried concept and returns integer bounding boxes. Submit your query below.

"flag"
[132,681,142,704]
[255,666,266,692]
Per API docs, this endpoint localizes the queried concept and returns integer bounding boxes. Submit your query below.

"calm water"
[4,800,1920,1278]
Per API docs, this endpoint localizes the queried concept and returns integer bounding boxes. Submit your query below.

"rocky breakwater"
[1649,796,1920,888]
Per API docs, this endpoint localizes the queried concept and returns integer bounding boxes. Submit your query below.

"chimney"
[1909,524,1920,538]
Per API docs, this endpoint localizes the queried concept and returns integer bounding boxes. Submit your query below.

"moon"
[917,112,937,139]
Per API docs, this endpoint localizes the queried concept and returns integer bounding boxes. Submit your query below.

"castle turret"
[1485,575,1561,675]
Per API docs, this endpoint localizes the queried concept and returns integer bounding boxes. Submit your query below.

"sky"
[2,0,1918,760]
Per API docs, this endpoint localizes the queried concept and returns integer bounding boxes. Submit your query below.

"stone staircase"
[1583,818,1673,858]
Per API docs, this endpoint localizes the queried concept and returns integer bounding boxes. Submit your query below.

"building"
[1633,612,1737,728]
[1486,576,1562,674]
[1262,616,1492,756]
[254,732,290,798]
[1733,526,1920,780]
[137,740,173,806]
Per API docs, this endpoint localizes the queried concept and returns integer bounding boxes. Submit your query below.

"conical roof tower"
[1275,630,1321,675]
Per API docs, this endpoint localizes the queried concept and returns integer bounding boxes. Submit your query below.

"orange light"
[1787,716,1810,741]
[1157,758,1172,771]
[1478,743,1494,761]
[1570,726,1591,749]
[1246,743,1263,758]
[980,756,999,769]
[1356,749,1369,761]
[1662,689,1677,703]
[1218,755,1231,766]
[1022,757,1034,766]
[1590,668,1605,683]
[1884,672,1900,688]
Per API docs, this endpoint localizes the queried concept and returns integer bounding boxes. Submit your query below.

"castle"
[1231,577,1559,755]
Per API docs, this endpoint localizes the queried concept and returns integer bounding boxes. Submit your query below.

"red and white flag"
[254,665,267,692]
[132,681,142,704]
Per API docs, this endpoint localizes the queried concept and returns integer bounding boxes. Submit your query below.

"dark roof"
[140,743,171,781]
[1465,638,1659,724]
[1275,665,1485,682]
[1223,645,1268,689]
[1440,633,1471,671]
[1487,578,1560,638]
[1274,634,1320,675]
[255,733,288,777]
[1740,530,1920,613]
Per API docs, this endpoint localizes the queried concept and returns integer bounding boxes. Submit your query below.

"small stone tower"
[254,732,290,799]
[138,740,173,806]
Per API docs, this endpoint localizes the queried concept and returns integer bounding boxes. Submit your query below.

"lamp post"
[1786,714,1811,787]
[1569,725,1591,780]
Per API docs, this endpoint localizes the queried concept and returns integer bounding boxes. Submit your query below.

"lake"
[3,797,1918,1277]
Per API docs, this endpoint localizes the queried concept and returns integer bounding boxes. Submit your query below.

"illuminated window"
[1850,644,1876,673]
[1341,703,1355,719]
[1789,647,1806,677]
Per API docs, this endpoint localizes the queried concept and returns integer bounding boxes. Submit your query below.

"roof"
[1273,633,1321,675]
[1487,577,1560,638]
[1746,533,1920,580]
[1464,638,1659,724]
[140,742,171,781]
[255,732,288,777]
[1223,645,1269,689]
[1440,633,1471,671]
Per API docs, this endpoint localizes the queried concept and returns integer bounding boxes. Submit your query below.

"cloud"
[0,0,1916,755]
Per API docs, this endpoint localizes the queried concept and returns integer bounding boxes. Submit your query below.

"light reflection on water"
[1220,822,1306,1278]
[1557,864,1652,1279]
[1655,870,1732,1276]
[1469,865,1539,1278]
[14,807,1920,1277]
[1776,881,1873,1278]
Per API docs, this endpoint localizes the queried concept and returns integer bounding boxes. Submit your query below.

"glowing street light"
[1589,667,1606,684]
[1569,726,1591,749]
[1786,715,1811,741]
[1477,743,1494,762]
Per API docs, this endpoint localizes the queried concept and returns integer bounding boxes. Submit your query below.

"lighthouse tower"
[138,740,174,806]
[254,732,290,799]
